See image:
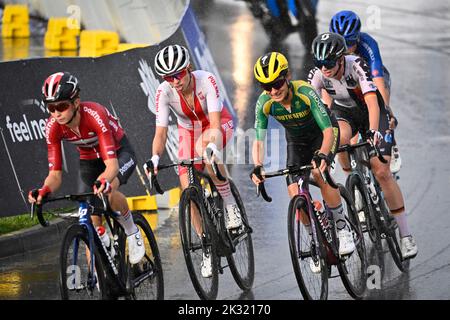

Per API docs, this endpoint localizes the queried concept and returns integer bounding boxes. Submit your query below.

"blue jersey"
[355,32,385,79]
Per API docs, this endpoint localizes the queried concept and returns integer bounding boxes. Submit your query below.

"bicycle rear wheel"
[288,195,328,300]
[226,180,255,292]
[179,187,219,300]
[124,212,164,300]
[60,224,107,300]
[336,184,368,300]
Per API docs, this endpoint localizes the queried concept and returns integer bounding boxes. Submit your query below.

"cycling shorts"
[78,135,136,194]
[331,98,394,157]
[285,116,340,186]
[177,114,234,176]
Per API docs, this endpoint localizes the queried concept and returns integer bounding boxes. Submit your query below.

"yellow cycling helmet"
[254,52,289,84]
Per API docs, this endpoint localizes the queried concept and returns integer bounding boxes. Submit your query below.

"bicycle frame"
[71,199,126,293]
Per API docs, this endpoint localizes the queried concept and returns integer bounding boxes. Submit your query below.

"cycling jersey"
[45,102,124,170]
[254,80,332,141]
[308,55,378,109]
[155,70,231,130]
[356,32,385,79]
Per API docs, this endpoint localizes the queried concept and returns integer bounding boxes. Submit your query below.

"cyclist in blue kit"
[329,10,401,173]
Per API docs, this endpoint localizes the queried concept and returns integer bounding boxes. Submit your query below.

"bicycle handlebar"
[30,191,107,228]
[145,155,226,195]
[337,138,387,164]
[254,164,338,203]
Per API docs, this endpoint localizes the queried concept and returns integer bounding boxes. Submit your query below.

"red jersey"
[45,101,124,171]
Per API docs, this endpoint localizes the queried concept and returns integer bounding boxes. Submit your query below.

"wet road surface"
[1,0,449,299]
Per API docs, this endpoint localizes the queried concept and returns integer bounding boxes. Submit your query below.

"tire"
[336,184,368,300]
[287,195,328,300]
[59,224,108,300]
[126,212,164,300]
[226,180,255,291]
[378,197,409,272]
[346,173,382,250]
[179,187,219,300]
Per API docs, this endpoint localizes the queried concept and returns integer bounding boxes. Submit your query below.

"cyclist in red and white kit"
[28,72,145,264]
[145,45,239,278]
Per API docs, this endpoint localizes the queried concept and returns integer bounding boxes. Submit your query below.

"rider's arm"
[44,119,64,192]
[364,92,380,131]
[353,58,380,131]
[373,77,390,107]
[97,158,120,184]
[252,140,265,167]
[360,33,390,106]
[42,170,63,193]
[321,89,333,108]
[152,126,168,157]
[302,83,334,155]
[92,106,121,184]
[204,73,224,145]
[207,111,222,145]
[252,95,270,166]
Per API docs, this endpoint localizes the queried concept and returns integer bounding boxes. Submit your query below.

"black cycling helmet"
[312,32,347,62]
[42,72,80,103]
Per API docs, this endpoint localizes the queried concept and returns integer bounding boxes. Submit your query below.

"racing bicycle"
[31,187,164,300]
[146,156,255,300]
[255,166,367,299]
[338,137,410,272]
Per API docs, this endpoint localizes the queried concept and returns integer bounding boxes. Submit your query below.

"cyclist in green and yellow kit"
[249,52,355,256]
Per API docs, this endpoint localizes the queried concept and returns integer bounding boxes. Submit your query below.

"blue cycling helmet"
[329,10,361,46]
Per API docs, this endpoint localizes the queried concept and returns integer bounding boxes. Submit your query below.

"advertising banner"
[0,8,230,217]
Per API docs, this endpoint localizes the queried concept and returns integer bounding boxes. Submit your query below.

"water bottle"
[96,226,115,258]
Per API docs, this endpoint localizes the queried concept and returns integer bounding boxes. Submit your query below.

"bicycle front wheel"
[125,212,164,300]
[179,187,219,300]
[226,180,255,292]
[59,224,107,300]
[287,195,328,300]
[336,184,368,300]
[379,198,410,272]
[346,173,381,249]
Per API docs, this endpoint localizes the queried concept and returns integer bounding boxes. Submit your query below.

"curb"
[0,218,74,260]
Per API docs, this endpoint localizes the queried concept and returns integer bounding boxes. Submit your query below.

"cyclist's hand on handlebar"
[389,116,398,130]
[204,142,221,164]
[93,178,112,195]
[385,105,398,130]
[144,155,160,176]
[250,165,265,185]
[312,152,330,173]
[28,185,51,205]
[366,129,383,146]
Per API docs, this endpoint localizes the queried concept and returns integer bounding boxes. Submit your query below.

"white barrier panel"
[3,0,189,44]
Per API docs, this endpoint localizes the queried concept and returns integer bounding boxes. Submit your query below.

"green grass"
[0,207,76,236]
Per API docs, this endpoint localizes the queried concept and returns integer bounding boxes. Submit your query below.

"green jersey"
[254,80,332,141]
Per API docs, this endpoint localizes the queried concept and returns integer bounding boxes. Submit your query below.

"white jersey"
[155,70,225,130]
[308,55,378,108]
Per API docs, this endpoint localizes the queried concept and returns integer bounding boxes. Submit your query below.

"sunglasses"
[313,58,338,70]
[163,69,188,82]
[47,101,72,113]
[260,77,286,92]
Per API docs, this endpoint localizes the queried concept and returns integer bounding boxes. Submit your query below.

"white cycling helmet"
[154,45,190,76]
